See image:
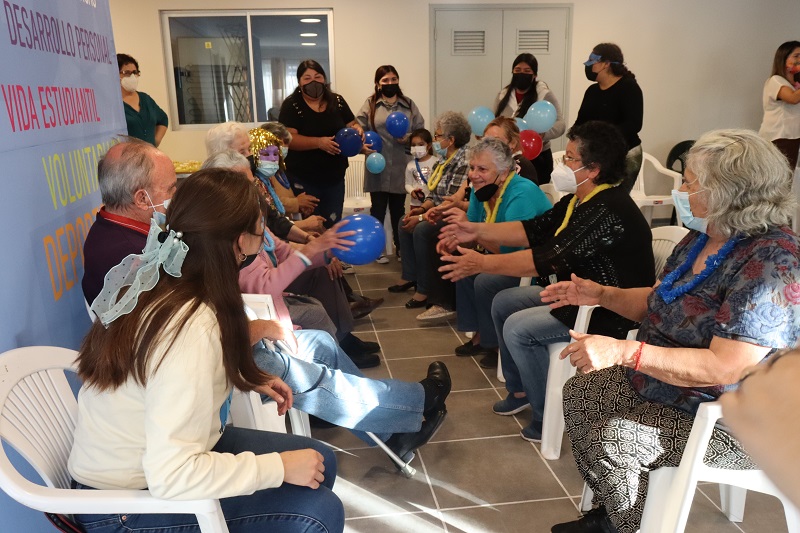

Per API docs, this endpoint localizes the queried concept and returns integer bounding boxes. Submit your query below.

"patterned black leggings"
[563,366,756,533]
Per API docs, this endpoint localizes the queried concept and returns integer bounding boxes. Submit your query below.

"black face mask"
[474,182,500,202]
[380,83,400,98]
[585,65,598,82]
[301,80,325,99]
[511,73,535,91]
[246,154,257,175]
[239,252,259,271]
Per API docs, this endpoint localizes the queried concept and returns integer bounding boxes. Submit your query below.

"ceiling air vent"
[452,30,485,55]
[517,29,549,54]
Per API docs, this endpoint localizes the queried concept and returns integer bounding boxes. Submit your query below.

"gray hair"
[205,121,249,155]
[434,111,472,148]
[98,136,157,209]
[260,121,292,145]
[465,137,515,176]
[687,129,795,237]
[202,150,250,171]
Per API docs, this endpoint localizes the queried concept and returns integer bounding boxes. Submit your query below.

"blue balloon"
[468,106,494,135]
[335,128,363,157]
[366,153,386,174]
[523,100,557,134]
[515,117,530,131]
[385,112,410,138]
[332,214,385,265]
[364,130,383,153]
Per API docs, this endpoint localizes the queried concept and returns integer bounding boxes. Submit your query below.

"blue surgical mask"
[280,146,289,159]
[671,189,707,233]
[432,141,448,159]
[145,191,170,227]
[258,161,280,177]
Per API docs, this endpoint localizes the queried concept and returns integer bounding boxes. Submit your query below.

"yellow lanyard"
[554,184,613,236]
[483,171,515,224]
[428,152,457,191]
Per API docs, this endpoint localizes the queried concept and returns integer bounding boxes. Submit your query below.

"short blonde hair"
[687,129,795,237]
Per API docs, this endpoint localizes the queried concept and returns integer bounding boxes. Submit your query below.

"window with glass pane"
[164,11,332,127]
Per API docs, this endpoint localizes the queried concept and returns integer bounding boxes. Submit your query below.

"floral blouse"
[629,226,800,415]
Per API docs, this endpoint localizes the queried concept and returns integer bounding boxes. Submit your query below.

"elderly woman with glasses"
[543,129,800,533]
[118,53,168,147]
[437,120,654,443]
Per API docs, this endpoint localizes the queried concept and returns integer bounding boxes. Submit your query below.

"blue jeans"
[491,286,571,421]
[291,178,345,227]
[456,273,520,348]
[74,428,344,533]
[254,329,425,444]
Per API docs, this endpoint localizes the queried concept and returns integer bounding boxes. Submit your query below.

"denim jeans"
[74,427,344,533]
[456,273,520,348]
[254,329,425,444]
[491,286,571,421]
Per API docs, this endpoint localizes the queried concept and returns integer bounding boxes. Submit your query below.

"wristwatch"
[418,214,424,222]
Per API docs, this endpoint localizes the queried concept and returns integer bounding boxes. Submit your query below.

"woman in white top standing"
[494,53,566,182]
[68,169,345,533]
[759,41,800,170]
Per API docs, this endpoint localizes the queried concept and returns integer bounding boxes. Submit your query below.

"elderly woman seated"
[438,121,655,440]
[391,111,471,321]
[544,129,800,533]
[436,137,550,367]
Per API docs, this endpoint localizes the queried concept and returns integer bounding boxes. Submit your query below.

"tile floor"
[314,259,789,533]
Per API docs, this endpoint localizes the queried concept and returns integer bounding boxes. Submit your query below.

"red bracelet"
[632,341,645,371]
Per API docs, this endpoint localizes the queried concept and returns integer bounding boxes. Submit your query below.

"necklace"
[656,233,741,304]
[553,184,612,236]
[483,171,515,224]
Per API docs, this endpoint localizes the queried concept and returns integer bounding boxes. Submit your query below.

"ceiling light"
[300,18,321,23]
[301,42,316,46]
[300,33,318,37]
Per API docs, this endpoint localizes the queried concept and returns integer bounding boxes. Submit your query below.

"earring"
[238,252,247,262]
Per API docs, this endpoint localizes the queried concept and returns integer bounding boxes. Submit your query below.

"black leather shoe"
[422,361,451,416]
[405,297,428,309]
[454,340,496,357]
[388,281,416,293]
[551,507,617,533]
[351,296,384,320]
[344,351,381,369]
[478,352,499,369]
[386,408,448,463]
[340,333,380,355]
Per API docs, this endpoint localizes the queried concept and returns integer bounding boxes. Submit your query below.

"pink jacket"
[238,231,326,328]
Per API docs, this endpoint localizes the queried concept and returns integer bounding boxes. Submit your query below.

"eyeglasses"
[433,132,445,140]
[560,154,582,165]
[680,175,700,186]
[120,70,141,77]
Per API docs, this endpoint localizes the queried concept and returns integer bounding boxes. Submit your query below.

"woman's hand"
[401,210,423,233]
[439,246,485,281]
[326,257,344,280]
[317,136,340,155]
[560,331,628,373]
[362,142,376,155]
[296,193,319,213]
[438,208,478,246]
[540,274,605,309]
[302,219,355,258]
[248,319,285,345]
[280,449,326,489]
[256,377,294,415]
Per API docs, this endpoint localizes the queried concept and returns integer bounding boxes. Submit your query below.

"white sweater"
[68,304,285,500]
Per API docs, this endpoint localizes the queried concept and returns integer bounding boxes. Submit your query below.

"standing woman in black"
[573,43,643,193]
[494,53,566,182]
[279,60,363,226]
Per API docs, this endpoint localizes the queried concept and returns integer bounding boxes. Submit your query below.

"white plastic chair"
[540,226,688,460]
[579,401,800,533]
[342,155,370,217]
[0,346,230,533]
[630,152,683,227]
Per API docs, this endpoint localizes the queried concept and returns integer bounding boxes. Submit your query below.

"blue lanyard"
[255,168,286,216]
[414,159,428,185]
[262,229,278,267]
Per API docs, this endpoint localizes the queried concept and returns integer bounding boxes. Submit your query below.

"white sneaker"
[341,262,355,274]
[416,305,456,322]
[375,255,390,264]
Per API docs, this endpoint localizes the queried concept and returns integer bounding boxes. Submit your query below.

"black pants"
[369,191,406,251]
[532,148,554,184]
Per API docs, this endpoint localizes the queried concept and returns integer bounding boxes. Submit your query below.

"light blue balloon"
[515,117,530,131]
[468,106,494,135]
[524,100,557,134]
[366,152,386,174]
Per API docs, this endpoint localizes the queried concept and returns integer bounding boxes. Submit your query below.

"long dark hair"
[77,169,271,392]
[367,65,411,130]
[592,43,636,80]
[771,41,800,79]
[495,53,539,118]
[295,59,338,111]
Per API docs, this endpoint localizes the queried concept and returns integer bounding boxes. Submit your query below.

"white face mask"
[145,191,170,226]
[671,189,708,233]
[550,163,589,193]
[410,146,428,159]
[121,75,139,92]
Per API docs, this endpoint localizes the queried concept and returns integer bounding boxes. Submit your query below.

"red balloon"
[519,130,543,160]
